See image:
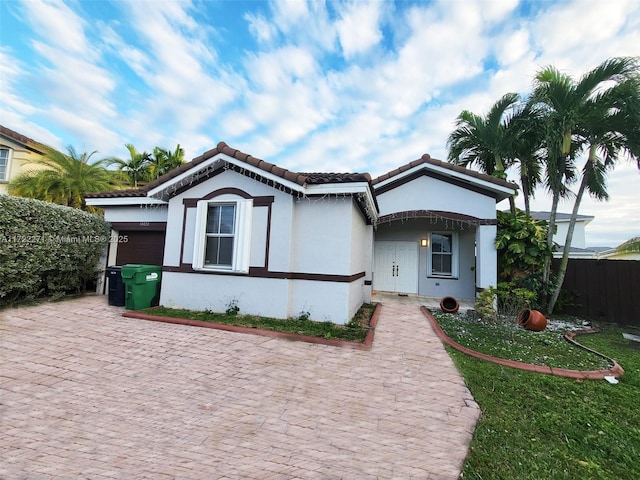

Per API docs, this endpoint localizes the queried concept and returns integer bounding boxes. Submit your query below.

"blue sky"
[1,0,639,246]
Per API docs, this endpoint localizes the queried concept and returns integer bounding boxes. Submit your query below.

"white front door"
[373,241,418,294]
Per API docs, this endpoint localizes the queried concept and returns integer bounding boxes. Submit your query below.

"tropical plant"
[150,144,185,180]
[530,57,640,314]
[8,146,116,211]
[107,144,152,187]
[447,92,520,214]
[495,209,553,309]
[506,102,546,215]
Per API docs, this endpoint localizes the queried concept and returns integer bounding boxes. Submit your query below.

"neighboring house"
[528,211,601,258]
[598,237,640,260]
[0,125,46,195]
[86,142,517,324]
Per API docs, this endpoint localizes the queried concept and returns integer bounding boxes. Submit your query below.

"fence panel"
[554,258,640,327]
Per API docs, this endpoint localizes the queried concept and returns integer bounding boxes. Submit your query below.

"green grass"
[142,303,376,342]
[438,316,640,480]
[434,312,612,370]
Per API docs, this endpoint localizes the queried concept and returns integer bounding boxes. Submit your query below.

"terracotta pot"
[517,309,547,331]
[440,296,460,314]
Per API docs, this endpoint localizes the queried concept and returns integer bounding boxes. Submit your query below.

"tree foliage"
[0,195,110,306]
[8,146,116,211]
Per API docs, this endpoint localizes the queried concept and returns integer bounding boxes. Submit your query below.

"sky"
[1,0,639,247]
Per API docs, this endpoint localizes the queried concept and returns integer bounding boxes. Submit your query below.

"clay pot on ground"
[517,308,547,331]
[440,296,460,314]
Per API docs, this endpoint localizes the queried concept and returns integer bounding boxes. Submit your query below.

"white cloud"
[245,12,278,43]
[19,0,92,55]
[336,1,383,59]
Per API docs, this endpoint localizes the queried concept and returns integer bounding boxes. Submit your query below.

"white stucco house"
[86,142,517,324]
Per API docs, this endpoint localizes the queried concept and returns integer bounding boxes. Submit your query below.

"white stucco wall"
[103,205,168,224]
[376,175,497,219]
[156,170,370,324]
[290,197,353,275]
[554,222,587,249]
[475,225,497,290]
[160,271,290,319]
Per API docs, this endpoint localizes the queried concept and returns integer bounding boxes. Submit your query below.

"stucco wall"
[0,138,45,194]
[158,169,369,324]
[103,205,168,224]
[376,175,497,219]
[290,196,353,275]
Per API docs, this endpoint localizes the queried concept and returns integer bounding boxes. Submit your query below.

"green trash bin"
[121,264,162,310]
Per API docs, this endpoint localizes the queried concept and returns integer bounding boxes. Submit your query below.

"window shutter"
[192,200,208,269]
[234,199,253,273]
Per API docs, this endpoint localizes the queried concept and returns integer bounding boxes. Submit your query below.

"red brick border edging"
[122,303,381,350]
[421,306,624,380]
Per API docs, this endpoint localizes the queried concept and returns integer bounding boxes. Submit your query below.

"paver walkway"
[1,295,480,479]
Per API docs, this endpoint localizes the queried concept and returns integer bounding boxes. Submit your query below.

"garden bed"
[124,303,380,349]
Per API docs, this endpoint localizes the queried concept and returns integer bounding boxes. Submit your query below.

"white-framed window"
[192,199,253,272]
[428,232,458,278]
[0,148,11,181]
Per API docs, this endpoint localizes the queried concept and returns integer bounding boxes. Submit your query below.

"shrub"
[0,195,110,306]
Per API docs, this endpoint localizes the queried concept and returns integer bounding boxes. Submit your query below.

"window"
[0,148,10,181]
[193,199,252,272]
[428,232,458,277]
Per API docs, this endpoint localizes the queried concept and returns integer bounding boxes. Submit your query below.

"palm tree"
[8,146,116,211]
[149,144,185,180]
[506,102,546,215]
[447,92,520,214]
[531,57,640,313]
[107,144,152,187]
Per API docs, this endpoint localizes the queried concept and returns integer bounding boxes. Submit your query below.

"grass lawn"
[141,303,376,343]
[435,313,640,479]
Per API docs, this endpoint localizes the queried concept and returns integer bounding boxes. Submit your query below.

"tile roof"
[87,142,372,198]
[85,141,516,201]
[0,125,46,153]
[85,188,147,199]
[371,154,518,190]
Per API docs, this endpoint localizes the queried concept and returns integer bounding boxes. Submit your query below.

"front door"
[373,241,418,294]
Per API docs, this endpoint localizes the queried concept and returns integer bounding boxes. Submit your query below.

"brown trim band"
[110,222,167,231]
[162,265,366,283]
[183,192,274,207]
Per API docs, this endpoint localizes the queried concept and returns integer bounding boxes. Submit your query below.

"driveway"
[1,294,479,479]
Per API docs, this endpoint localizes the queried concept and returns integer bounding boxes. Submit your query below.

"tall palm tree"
[447,92,520,214]
[107,144,152,187]
[149,144,185,180]
[506,102,546,215]
[8,146,116,211]
[531,57,640,313]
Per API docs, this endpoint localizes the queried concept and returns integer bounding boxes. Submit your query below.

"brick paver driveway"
[1,295,479,479]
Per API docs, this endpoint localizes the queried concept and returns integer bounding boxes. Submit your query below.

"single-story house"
[86,142,517,324]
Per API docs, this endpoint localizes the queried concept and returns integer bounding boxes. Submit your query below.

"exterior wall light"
[420,238,428,247]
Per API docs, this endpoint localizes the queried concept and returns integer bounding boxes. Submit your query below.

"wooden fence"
[553,258,640,327]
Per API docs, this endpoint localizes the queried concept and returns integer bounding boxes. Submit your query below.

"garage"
[111,222,166,266]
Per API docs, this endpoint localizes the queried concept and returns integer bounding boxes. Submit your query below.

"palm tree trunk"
[547,152,594,314]
[542,190,559,286]
[521,175,531,216]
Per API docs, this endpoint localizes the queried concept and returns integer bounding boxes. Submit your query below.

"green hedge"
[0,195,110,306]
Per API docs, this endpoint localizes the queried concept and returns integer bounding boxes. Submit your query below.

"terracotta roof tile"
[0,124,47,153]
[86,141,515,200]
[371,155,517,190]
[85,188,147,198]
